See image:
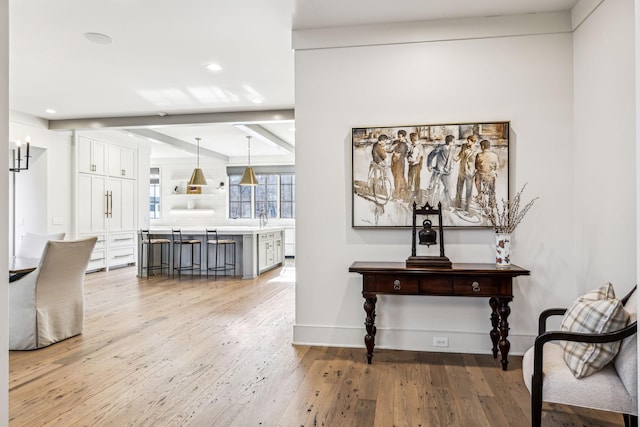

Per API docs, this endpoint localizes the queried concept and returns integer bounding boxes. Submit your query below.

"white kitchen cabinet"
[83,234,106,272]
[284,228,295,257]
[104,178,136,268]
[258,230,284,273]
[77,174,107,234]
[108,231,136,268]
[108,144,136,179]
[76,136,138,272]
[107,178,136,232]
[77,136,106,175]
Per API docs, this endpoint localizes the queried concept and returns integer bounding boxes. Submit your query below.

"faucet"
[259,210,268,228]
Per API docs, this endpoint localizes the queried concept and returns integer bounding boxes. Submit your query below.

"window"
[255,175,278,218]
[280,174,295,218]
[150,167,160,219]
[229,174,252,218]
[227,170,295,219]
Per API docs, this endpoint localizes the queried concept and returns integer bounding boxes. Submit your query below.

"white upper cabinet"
[108,144,136,179]
[78,137,106,175]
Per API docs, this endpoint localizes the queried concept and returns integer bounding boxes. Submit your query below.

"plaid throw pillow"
[560,283,629,378]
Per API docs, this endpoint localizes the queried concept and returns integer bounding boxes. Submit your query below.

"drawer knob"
[472,281,481,293]
[393,279,401,290]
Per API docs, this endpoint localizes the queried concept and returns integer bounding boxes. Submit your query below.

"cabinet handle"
[108,191,113,217]
[104,192,109,216]
[121,169,125,176]
[472,281,480,293]
[393,279,401,290]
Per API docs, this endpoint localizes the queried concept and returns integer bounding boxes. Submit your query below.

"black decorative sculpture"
[406,201,452,268]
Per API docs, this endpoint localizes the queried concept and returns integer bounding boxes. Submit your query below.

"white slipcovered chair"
[9,237,97,350]
[522,285,637,427]
[16,232,66,259]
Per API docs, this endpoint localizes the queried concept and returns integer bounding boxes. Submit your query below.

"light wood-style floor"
[9,261,624,426]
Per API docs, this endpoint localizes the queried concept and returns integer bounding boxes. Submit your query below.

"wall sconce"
[10,136,31,173]
[217,182,225,191]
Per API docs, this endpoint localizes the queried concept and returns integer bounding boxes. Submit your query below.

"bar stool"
[171,229,202,279]
[205,229,236,280]
[138,230,171,278]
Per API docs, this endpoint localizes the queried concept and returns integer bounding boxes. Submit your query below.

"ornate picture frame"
[352,121,510,228]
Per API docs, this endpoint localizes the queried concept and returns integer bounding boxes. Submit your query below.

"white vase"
[495,233,511,267]
[187,200,195,210]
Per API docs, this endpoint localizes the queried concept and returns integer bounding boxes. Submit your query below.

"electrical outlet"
[433,337,449,347]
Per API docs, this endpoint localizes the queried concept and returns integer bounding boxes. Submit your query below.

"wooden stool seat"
[148,238,171,244]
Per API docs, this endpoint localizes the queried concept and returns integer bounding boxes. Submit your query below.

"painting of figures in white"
[352,122,509,227]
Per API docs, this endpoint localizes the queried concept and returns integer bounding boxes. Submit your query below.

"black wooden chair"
[522,285,637,427]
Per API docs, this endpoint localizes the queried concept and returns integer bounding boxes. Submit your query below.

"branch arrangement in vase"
[481,183,538,234]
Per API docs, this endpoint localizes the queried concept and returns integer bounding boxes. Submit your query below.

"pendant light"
[239,135,258,186]
[188,137,208,186]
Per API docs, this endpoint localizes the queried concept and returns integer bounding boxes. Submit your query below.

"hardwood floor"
[9,261,624,426]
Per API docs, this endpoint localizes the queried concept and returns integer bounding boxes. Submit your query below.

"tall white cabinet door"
[78,137,106,175]
[78,174,106,234]
[120,179,136,230]
[107,178,136,232]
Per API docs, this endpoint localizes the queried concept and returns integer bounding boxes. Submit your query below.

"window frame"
[149,166,161,220]
[227,171,295,220]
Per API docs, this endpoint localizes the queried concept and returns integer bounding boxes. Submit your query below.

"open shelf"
[169,209,215,214]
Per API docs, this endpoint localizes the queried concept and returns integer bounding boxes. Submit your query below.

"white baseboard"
[292,324,535,356]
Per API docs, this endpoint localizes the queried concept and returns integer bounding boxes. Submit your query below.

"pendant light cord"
[247,136,252,166]
[196,137,201,168]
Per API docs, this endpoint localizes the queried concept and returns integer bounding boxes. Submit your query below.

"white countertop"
[148,226,286,235]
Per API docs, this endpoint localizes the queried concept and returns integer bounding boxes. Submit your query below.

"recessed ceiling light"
[251,99,264,104]
[206,63,222,72]
[84,32,113,45]
[45,109,56,114]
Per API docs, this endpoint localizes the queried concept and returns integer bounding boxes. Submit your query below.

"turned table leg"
[364,296,377,364]
[498,297,512,371]
[489,297,500,358]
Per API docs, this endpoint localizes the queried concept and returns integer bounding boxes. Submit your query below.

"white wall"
[9,112,72,253]
[293,8,633,355]
[0,0,7,421]
[573,0,636,292]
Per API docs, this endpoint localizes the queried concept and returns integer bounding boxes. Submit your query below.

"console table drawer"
[374,276,419,293]
[453,277,510,296]
[419,277,453,294]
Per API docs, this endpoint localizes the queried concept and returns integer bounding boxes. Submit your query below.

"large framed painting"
[352,121,509,228]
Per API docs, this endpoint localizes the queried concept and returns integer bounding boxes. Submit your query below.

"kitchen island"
[141,226,286,279]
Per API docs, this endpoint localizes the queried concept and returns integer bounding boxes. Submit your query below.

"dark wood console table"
[349,261,530,370]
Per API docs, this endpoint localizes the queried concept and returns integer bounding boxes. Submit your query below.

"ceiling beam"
[47,109,295,131]
[125,128,229,162]
[235,124,295,154]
